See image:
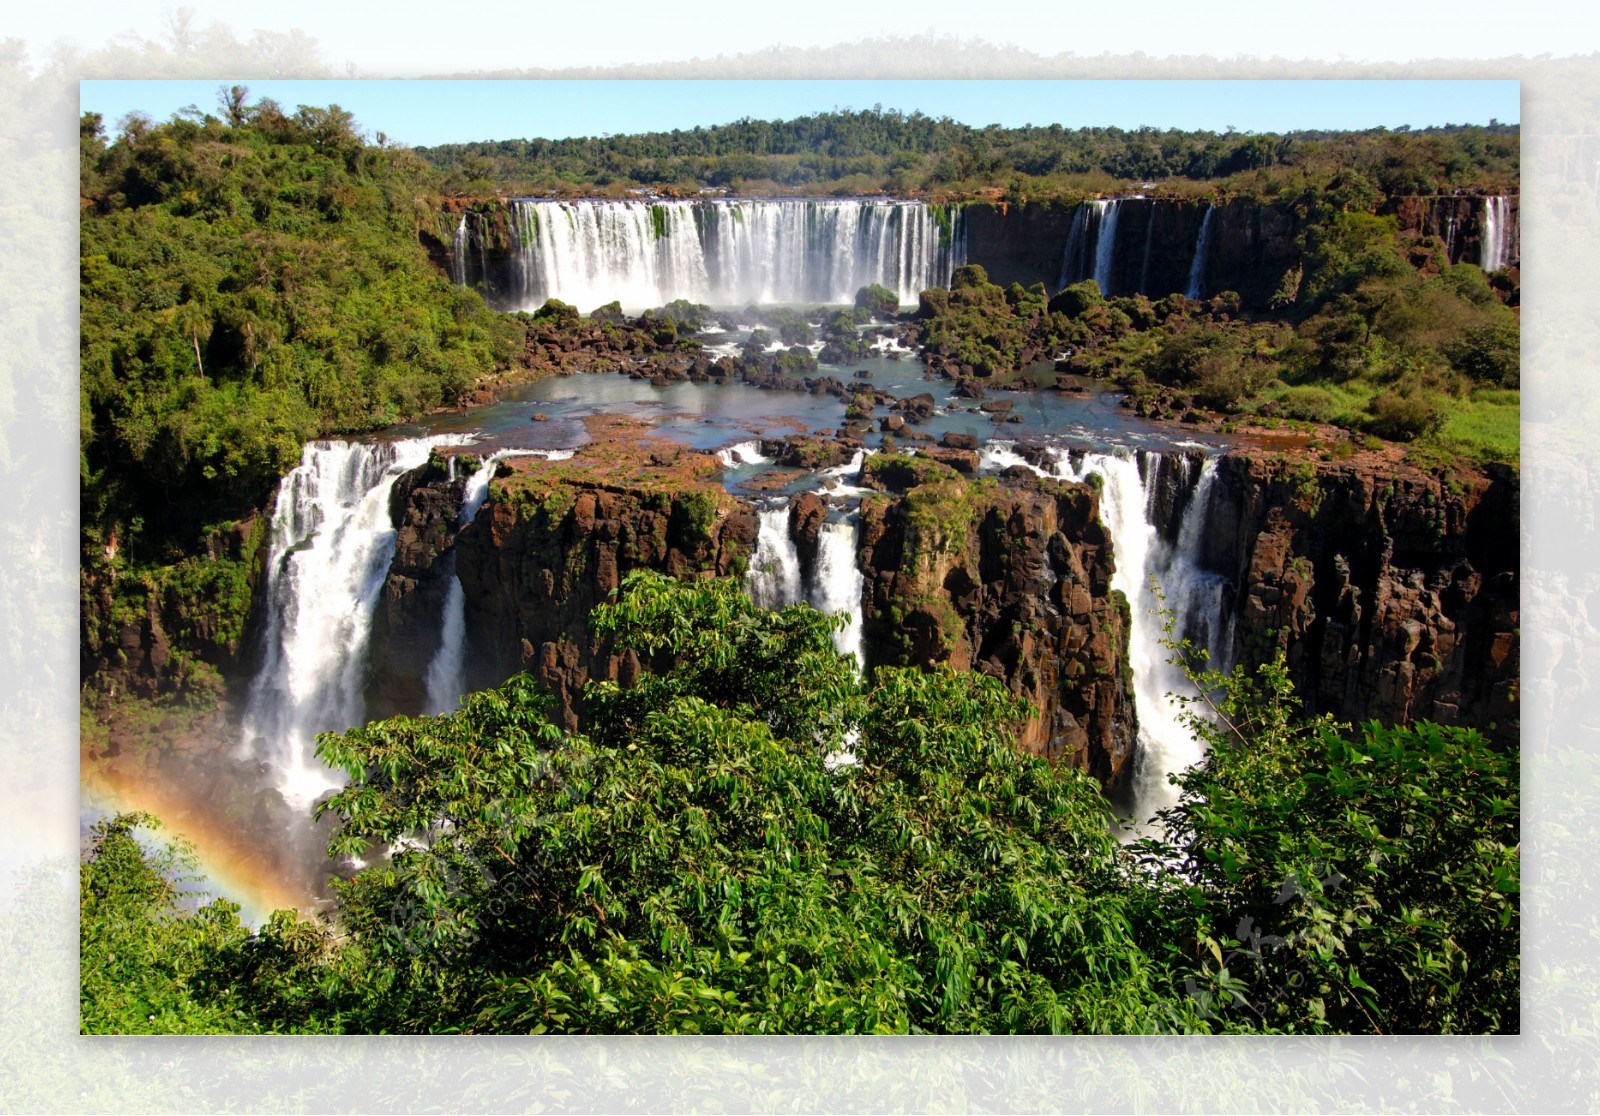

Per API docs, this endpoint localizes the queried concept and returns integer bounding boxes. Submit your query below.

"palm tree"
[171,299,212,381]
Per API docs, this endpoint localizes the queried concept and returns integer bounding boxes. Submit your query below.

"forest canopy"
[414,108,1519,200]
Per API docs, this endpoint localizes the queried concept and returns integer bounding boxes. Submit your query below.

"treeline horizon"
[412,107,1519,200]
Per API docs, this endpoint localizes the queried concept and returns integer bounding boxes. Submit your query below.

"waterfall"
[1480,196,1514,272]
[747,502,804,610]
[451,214,468,288]
[507,199,711,313]
[1039,448,1230,822]
[1056,200,1121,294]
[744,498,865,669]
[717,440,771,468]
[1185,206,1215,300]
[240,438,444,809]
[1091,200,1122,295]
[423,564,466,716]
[1137,204,1157,295]
[424,448,575,715]
[1057,203,1095,290]
[503,198,964,311]
[810,518,866,671]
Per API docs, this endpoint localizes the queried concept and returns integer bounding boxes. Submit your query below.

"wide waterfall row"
[501,198,966,311]
[240,437,445,809]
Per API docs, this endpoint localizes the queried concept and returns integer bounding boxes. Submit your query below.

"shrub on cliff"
[1367,389,1446,441]
[80,98,521,695]
[313,572,1185,1034]
[854,283,900,319]
[1047,279,1105,319]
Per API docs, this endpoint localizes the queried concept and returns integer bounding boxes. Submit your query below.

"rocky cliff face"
[960,202,1079,292]
[1388,195,1521,269]
[365,422,758,729]
[363,427,1517,788]
[1196,448,1519,745]
[854,455,1139,791]
[366,458,467,717]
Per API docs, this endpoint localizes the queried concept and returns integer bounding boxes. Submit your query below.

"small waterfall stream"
[1185,206,1215,300]
[424,448,575,715]
[1064,451,1230,821]
[810,518,867,671]
[1480,196,1514,272]
[1058,199,1123,294]
[1091,200,1122,295]
[747,503,805,610]
[980,442,1231,822]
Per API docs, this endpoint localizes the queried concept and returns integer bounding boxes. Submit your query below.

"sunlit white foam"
[1051,451,1231,829]
[242,437,450,810]
[746,502,804,610]
[717,440,771,468]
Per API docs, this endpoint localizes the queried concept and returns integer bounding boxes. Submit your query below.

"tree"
[313,572,1193,1034]
[1133,631,1519,1034]
[217,84,249,127]
[83,577,1519,1034]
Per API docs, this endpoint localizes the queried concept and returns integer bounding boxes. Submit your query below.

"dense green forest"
[79,96,525,695]
[919,253,1519,467]
[81,574,1518,1035]
[417,108,1519,200]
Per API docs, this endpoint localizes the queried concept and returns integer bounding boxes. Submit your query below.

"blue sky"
[80,79,1519,149]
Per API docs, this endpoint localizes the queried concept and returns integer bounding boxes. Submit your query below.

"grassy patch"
[1428,389,1520,468]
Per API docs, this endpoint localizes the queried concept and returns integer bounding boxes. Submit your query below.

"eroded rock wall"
[855,459,1139,790]
[366,441,757,729]
[1198,450,1519,744]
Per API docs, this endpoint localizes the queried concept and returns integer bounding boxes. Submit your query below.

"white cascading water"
[1057,203,1095,289]
[424,448,575,715]
[503,198,964,311]
[1137,204,1157,294]
[979,442,1230,822]
[1185,206,1215,300]
[810,518,867,671]
[423,572,467,716]
[744,499,863,768]
[241,438,445,809]
[746,502,805,611]
[451,214,469,288]
[1057,200,1121,293]
[717,440,771,468]
[1091,200,1122,295]
[1063,451,1230,821]
[1480,196,1514,272]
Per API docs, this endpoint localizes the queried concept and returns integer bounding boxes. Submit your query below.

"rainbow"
[81,763,321,930]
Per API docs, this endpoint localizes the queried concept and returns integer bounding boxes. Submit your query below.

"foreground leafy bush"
[81,575,1518,1034]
